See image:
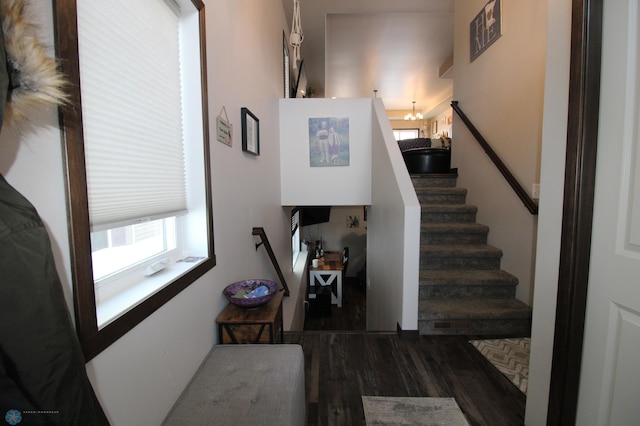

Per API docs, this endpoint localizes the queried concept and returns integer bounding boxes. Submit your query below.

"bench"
[163,344,305,425]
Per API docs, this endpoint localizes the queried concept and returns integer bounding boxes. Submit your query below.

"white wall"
[279,98,372,206]
[0,1,302,425]
[452,0,547,304]
[367,99,421,331]
[525,0,571,423]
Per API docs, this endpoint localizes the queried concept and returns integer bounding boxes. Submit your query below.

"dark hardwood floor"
[287,278,526,425]
[303,277,366,331]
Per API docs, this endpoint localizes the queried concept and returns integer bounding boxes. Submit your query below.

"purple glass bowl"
[223,279,279,309]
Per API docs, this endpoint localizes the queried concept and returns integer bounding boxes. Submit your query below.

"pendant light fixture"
[404,101,423,121]
[289,0,303,69]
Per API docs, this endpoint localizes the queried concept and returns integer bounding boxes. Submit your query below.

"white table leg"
[336,273,342,308]
[309,270,342,307]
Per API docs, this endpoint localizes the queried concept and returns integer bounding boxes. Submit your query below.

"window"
[393,129,420,140]
[91,218,177,282]
[283,32,290,98]
[54,0,215,360]
[291,208,301,267]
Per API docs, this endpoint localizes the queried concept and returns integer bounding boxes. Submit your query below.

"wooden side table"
[216,289,284,344]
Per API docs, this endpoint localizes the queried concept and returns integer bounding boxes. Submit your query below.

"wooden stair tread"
[415,187,468,195]
[421,244,503,257]
[421,223,489,233]
[410,171,458,178]
[419,299,531,320]
[422,204,477,212]
[419,270,518,286]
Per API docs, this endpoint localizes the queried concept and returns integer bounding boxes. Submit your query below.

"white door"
[576,1,640,424]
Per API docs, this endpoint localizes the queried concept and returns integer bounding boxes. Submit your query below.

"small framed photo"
[431,120,438,134]
[241,107,260,155]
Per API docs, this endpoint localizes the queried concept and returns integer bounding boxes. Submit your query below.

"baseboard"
[396,323,419,340]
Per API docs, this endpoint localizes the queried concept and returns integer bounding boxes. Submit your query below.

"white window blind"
[77,0,187,230]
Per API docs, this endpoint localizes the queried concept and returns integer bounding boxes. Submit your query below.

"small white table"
[309,252,343,307]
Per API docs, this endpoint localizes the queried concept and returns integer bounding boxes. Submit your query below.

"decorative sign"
[216,106,232,146]
[470,0,502,62]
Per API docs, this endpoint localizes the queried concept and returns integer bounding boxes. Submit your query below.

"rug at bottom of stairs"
[361,396,470,425]
[469,337,530,394]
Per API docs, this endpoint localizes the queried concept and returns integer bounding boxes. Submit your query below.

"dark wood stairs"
[413,172,532,336]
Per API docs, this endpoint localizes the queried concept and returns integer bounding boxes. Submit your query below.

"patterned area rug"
[469,337,530,394]
[361,396,470,425]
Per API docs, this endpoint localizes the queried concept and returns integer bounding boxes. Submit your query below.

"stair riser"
[417,193,466,204]
[411,176,457,188]
[418,318,531,336]
[419,285,516,300]
[421,211,477,223]
[420,256,502,270]
[421,232,487,245]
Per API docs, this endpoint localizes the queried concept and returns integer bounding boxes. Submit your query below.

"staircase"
[413,172,532,336]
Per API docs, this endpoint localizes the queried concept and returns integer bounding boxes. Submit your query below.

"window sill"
[96,257,206,328]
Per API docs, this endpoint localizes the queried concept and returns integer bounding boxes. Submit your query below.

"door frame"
[547,0,603,424]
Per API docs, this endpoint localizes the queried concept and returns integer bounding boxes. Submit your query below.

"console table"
[309,251,344,307]
[216,289,284,344]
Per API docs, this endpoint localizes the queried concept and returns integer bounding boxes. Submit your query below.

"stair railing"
[252,227,290,296]
[451,101,539,215]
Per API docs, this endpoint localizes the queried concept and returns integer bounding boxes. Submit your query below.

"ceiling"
[282,0,454,117]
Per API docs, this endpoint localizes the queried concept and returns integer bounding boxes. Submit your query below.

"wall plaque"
[470,0,502,62]
[216,107,232,146]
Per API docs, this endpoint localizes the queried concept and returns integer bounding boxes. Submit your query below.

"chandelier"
[404,101,423,121]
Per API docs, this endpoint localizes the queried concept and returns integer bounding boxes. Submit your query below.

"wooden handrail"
[451,101,539,215]
[252,227,290,296]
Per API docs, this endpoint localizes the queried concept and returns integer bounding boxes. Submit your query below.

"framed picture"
[241,107,259,155]
[308,117,350,167]
[432,121,438,134]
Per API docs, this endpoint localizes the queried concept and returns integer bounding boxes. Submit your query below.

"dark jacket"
[0,175,109,425]
[0,24,108,426]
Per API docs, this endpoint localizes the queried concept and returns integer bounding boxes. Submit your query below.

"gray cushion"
[163,345,305,426]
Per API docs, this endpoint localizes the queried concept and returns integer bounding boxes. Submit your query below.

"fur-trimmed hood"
[1,0,66,127]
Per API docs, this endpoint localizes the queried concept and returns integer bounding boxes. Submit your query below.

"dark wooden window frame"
[548,0,603,424]
[53,0,216,361]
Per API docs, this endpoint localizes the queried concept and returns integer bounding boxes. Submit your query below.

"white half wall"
[279,98,372,206]
[367,99,421,331]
